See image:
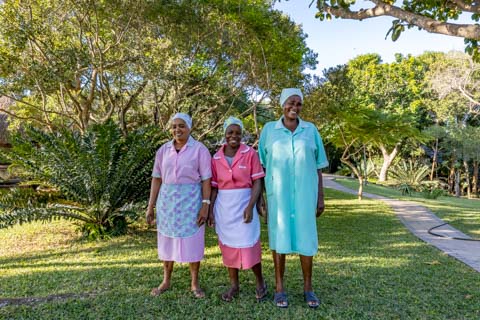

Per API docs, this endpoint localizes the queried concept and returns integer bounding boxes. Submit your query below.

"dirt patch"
[0,292,98,307]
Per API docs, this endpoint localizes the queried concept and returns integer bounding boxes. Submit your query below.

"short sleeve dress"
[258,117,328,256]
[152,136,212,262]
[211,143,265,269]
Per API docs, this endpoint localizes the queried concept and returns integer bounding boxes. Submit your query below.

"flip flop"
[221,287,239,302]
[191,288,206,299]
[273,291,288,308]
[255,283,268,302]
[150,286,168,297]
[304,291,320,308]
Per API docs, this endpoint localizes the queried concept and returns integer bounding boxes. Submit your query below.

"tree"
[423,51,480,196]
[427,51,480,120]
[306,64,420,198]
[334,53,427,182]
[315,1,480,59]
[0,0,315,134]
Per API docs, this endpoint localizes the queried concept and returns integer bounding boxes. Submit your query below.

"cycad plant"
[389,159,430,195]
[0,121,167,239]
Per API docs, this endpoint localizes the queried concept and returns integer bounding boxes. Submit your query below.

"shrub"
[389,159,430,195]
[420,188,445,199]
[0,121,168,239]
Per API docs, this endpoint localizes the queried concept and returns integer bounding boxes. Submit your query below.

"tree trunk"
[430,138,439,181]
[341,157,363,200]
[473,160,479,197]
[448,161,455,194]
[357,175,364,200]
[455,170,461,197]
[378,144,398,182]
[463,160,471,198]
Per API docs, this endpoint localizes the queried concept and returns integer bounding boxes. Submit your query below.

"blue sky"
[274,1,465,75]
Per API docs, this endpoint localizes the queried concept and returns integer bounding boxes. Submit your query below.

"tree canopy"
[0,0,315,134]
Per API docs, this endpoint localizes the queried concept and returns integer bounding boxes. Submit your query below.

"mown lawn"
[334,178,480,238]
[1,189,479,320]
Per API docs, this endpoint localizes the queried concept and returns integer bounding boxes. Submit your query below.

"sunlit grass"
[1,189,479,319]
[334,178,480,238]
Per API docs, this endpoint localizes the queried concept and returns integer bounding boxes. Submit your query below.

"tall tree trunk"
[455,170,461,197]
[430,138,439,181]
[463,160,471,198]
[473,160,479,197]
[448,159,456,194]
[378,144,398,182]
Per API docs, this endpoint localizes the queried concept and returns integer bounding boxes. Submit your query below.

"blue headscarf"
[171,112,192,129]
[280,88,303,108]
[223,116,244,134]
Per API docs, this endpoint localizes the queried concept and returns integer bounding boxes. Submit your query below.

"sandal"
[221,287,239,302]
[304,291,320,308]
[191,288,205,299]
[150,286,168,297]
[255,283,268,302]
[273,292,288,308]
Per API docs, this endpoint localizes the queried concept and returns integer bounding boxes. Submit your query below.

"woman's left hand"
[243,206,253,223]
[197,204,209,226]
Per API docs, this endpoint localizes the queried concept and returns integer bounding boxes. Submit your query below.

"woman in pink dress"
[208,116,267,302]
[146,113,212,298]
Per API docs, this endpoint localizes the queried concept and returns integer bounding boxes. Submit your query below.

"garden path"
[323,175,480,273]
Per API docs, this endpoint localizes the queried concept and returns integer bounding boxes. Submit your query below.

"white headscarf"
[280,88,303,108]
[223,116,244,134]
[171,112,192,129]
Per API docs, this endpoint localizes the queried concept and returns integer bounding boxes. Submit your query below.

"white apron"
[214,188,260,248]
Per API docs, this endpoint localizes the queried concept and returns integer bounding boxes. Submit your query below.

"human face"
[283,95,302,120]
[170,118,190,142]
[225,124,242,149]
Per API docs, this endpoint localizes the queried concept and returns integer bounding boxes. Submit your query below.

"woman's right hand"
[256,195,267,218]
[146,207,155,225]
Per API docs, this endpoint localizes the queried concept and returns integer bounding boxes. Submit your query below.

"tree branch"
[320,0,480,40]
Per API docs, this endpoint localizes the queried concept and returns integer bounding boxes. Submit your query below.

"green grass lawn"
[334,178,480,239]
[1,189,479,319]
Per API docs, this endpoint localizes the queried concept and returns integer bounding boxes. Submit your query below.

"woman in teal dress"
[258,88,328,308]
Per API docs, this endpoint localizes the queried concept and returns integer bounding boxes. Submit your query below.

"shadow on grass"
[1,189,479,319]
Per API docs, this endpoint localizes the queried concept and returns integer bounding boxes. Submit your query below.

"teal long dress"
[258,117,328,256]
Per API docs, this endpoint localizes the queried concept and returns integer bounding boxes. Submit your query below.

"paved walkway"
[323,175,480,272]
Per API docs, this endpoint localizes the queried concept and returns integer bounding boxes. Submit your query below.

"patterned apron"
[156,183,201,238]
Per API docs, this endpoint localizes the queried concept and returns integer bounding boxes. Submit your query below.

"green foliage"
[0,121,167,239]
[389,159,430,194]
[420,187,445,199]
[0,0,314,133]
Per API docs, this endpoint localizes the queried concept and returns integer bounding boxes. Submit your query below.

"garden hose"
[428,223,480,241]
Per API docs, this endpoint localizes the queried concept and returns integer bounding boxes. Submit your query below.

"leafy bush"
[0,121,168,239]
[419,180,447,199]
[420,188,445,199]
[389,159,430,195]
[396,183,413,196]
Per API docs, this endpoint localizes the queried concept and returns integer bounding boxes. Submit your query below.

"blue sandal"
[274,292,288,308]
[304,291,320,308]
